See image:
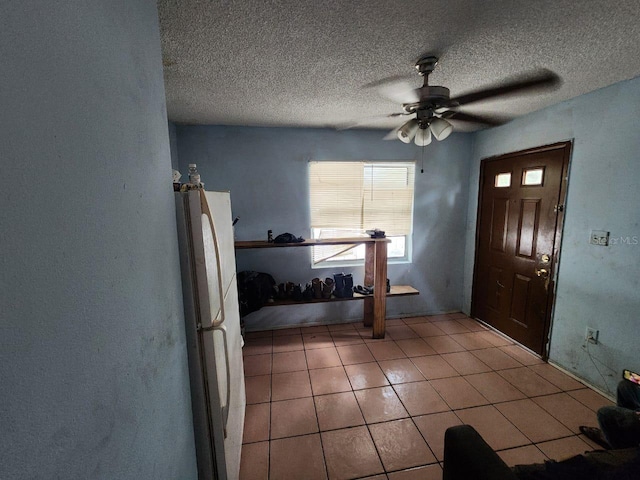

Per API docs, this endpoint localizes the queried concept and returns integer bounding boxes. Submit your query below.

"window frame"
[308,160,415,268]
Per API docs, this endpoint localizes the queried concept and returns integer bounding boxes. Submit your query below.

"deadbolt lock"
[541,254,551,263]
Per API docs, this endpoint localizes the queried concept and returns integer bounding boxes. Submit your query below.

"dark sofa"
[443,425,640,480]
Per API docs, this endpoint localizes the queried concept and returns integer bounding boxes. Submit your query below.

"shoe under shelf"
[263,285,419,307]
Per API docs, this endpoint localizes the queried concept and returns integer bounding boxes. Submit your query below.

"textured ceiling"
[158,0,640,132]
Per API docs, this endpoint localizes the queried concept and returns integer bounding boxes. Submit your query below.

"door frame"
[470,141,572,359]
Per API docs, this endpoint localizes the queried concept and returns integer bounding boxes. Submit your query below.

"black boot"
[333,273,345,298]
[342,274,354,297]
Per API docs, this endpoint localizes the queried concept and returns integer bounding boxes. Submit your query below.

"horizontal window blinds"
[309,161,415,236]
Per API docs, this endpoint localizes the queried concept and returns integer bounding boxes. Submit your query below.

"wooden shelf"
[235,237,389,249]
[234,236,418,338]
[262,285,419,307]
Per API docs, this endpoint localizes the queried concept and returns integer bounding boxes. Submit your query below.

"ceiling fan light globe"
[414,127,432,146]
[397,119,419,143]
[430,118,453,141]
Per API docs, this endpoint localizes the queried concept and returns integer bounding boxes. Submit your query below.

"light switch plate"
[590,230,610,246]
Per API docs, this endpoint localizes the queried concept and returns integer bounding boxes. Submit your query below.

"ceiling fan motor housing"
[403,86,451,114]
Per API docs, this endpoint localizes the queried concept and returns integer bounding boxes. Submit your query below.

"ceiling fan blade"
[450,69,561,106]
[383,128,400,140]
[444,111,508,126]
[363,76,420,104]
[335,112,408,131]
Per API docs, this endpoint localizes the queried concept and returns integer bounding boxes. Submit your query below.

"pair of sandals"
[579,426,611,449]
[354,279,391,296]
[354,285,374,295]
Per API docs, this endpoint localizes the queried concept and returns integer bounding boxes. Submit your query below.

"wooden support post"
[372,240,388,339]
[363,242,375,327]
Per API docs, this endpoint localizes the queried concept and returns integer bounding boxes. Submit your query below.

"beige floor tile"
[395,338,437,357]
[245,330,273,340]
[408,322,446,337]
[303,333,335,350]
[331,329,365,347]
[243,403,270,443]
[243,337,273,356]
[315,391,365,431]
[379,358,425,384]
[309,366,351,395]
[367,341,407,361]
[305,347,342,369]
[387,464,442,480]
[496,398,573,443]
[327,322,357,332]
[423,336,466,354]
[239,441,269,480]
[271,370,312,401]
[426,314,451,322]
[470,347,523,370]
[272,334,304,353]
[402,316,430,324]
[302,325,330,334]
[413,411,463,461]
[243,353,272,376]
[270,397,318,439]
[446,312,469,320]
[272,350,307,373]
[360,475,388,480]
[567,388,615,411]
[497,445,547,467]
[435,320,471,335]
[272,327,302,336]
[430,377,490,409]
[536,435,593,461]
[386,325,420,340]
[385,318,407,326]
[464,372,527,403]
[528,364,585,391]
[336,344,375,365]
[344,362,389,390]
[498,367,561,397]
[369,418,436,471]
[394,381,449,416]
[270,433,327,480]
[411,355,458,380]
[532,393,599,433]
[355,386,409,423]
[441,351,491,375]
[448,332,494,350]
[455,405,530,450]
[322,426,384,480]
[499,344,544,364]
[476,331,514,347]
[245,374,271,404]
[456,318,487,332]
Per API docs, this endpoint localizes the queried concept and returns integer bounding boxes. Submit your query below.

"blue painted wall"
[176,126,473,330]
[0,1,197,478]
[462,76,640,395]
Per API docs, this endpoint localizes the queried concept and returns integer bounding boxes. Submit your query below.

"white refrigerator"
[175,190,245,480]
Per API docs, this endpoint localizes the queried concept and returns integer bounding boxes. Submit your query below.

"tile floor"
[239,312,614,480]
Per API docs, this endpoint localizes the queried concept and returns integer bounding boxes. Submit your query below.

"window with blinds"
[309,161,415,265]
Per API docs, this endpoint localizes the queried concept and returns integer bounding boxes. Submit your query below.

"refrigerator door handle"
[201,323,231,437]
[199,190,226,328]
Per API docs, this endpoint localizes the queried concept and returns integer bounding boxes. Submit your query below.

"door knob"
[535,268,549,278]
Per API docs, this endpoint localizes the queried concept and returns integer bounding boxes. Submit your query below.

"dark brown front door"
[471,142,571,356]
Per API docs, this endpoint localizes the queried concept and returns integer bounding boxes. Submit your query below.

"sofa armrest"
[443,425,518,480]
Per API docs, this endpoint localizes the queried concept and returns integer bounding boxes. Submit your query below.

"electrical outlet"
[586,327,599,344]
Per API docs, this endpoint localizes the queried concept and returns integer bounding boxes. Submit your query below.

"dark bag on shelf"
[237,271,276,317]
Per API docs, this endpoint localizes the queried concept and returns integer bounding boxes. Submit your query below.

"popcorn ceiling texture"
[158,0,640,131]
